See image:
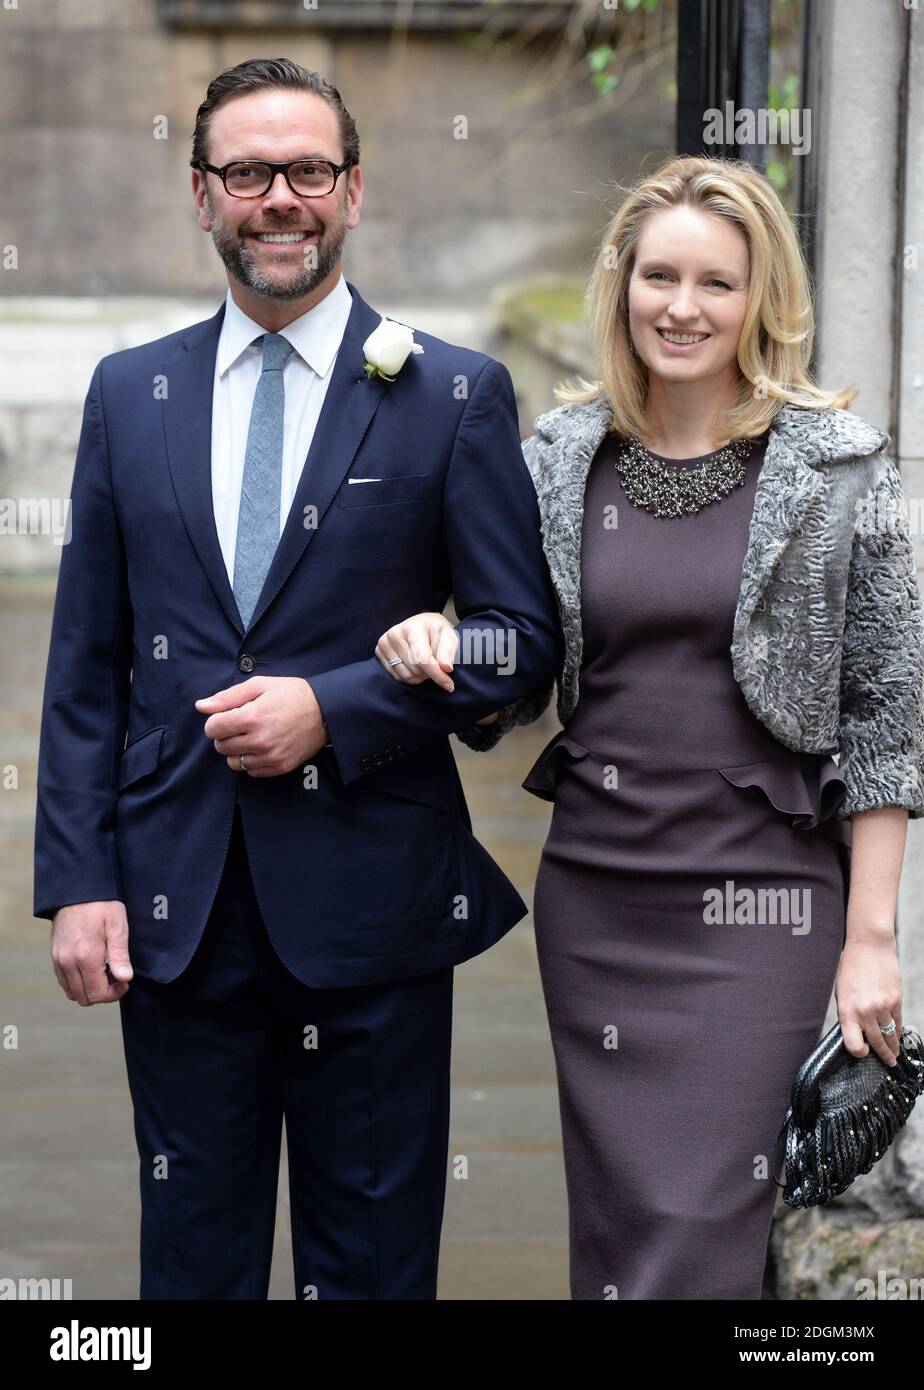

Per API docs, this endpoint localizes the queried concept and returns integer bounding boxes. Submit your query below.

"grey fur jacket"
[456,394,924,821]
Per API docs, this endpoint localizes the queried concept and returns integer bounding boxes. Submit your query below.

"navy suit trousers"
[118,801,454,1299]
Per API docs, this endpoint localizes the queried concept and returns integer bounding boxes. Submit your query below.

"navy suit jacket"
[33,280,564,987]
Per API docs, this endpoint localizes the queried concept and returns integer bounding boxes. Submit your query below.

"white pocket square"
[347,478,382,484]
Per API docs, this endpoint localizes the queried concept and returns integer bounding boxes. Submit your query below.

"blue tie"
[232,332,296,629]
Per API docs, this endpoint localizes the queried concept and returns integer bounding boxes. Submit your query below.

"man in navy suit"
[32,58,562,1300]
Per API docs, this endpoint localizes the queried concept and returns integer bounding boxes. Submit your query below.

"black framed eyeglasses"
[191,156,357,199]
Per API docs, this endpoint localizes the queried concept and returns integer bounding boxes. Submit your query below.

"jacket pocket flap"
[119,726,165,791]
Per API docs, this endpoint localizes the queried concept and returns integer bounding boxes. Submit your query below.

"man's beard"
[206,191,348,301]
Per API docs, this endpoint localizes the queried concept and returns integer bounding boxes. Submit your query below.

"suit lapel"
[246,283,388,631]
[162,280,388,637]
[162,303,242,633]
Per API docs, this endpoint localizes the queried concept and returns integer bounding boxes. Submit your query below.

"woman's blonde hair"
[557,154,855,439]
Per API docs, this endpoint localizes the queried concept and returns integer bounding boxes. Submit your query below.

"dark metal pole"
[677,0,771,164]
[676,0,708,155]
[798,0,821,278]
[737,0,771,169]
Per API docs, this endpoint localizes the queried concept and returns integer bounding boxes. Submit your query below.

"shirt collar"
[216,273,353,379]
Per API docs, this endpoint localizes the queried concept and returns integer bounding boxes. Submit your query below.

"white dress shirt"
[211,273,353,585]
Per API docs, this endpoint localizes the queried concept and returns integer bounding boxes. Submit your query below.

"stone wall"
[0,0,673,300]
[0,0,673,574]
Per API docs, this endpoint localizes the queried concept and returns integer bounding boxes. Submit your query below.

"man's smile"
[247,229,319,247]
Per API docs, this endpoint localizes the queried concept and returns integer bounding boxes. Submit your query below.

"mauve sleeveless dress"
[524,430,852,1301]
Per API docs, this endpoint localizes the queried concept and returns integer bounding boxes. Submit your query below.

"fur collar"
[521,396,890,732]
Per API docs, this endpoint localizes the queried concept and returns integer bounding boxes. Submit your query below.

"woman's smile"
[655,326,711,351]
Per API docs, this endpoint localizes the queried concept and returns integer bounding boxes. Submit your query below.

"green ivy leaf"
[766,160,788,191]
[588,44,615,73]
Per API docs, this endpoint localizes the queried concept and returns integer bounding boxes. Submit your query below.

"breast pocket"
[338,474,427,508]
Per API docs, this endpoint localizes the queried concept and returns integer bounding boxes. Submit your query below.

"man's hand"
[196,676,328,776]
[51,901,133,1006]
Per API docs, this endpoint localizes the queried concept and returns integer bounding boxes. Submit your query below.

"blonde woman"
[373,156,924,1300]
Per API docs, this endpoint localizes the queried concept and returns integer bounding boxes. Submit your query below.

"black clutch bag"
[773,1021,924,1209]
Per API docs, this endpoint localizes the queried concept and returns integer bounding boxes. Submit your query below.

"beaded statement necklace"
[614,434,753,518]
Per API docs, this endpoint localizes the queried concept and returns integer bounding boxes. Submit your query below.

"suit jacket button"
[238,654,255,673]
[360,756,373,772]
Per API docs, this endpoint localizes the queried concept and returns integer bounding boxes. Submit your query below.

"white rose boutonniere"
[362,317,424,382]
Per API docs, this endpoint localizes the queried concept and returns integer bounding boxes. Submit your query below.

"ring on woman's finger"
[880,1018,897,1036]
[387,657,404,667]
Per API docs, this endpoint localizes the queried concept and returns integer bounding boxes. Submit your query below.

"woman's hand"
[836,807,908,1066]
[374,612,499,724]
[835,934,903,1066]
[375,612,460,691]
